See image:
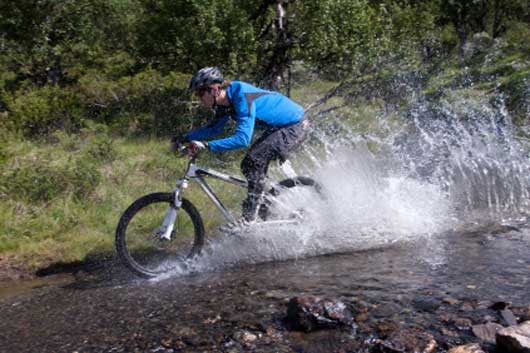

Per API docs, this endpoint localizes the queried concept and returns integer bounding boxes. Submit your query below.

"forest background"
[1,0,529,278]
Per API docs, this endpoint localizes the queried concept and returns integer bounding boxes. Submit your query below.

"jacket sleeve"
[208,105,256,152]
[184,115,230,141]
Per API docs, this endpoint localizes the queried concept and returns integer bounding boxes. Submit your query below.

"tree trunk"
[492,0,504,37]
[258,0,291,94]
[456,19,467,65]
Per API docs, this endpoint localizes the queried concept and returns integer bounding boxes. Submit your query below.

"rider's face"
[196,85,218,108]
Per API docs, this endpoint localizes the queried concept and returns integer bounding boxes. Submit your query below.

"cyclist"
[175,67,309,228]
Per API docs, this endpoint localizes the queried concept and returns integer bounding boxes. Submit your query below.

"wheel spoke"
[116,193,205,277]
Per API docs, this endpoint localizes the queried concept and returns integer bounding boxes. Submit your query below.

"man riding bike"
[175,67,309,229]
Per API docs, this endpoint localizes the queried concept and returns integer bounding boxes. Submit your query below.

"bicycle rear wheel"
[116,192,205,278]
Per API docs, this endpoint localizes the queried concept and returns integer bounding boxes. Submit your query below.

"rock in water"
[285,296,355,332]
[496,320,530,353]
[448,343,485,353]
[372,328,437,353]
[472,323,504,343]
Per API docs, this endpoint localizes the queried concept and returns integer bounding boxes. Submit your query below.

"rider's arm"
[206,83,257,152]
[207,114,255,152]
[184,115,230,142]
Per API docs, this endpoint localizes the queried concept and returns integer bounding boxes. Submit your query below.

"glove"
[170,135,184,153]
[187,140,208,156]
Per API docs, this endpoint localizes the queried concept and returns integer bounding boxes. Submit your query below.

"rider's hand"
[187,140,208,156]
[170,135,184,153]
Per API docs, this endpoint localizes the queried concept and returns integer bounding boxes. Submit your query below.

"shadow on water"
[0,255,141,298]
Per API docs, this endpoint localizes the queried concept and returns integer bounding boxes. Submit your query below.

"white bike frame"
[158,154,247,239]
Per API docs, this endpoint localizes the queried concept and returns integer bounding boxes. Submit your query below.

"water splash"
[157,86,529,279]
[393,91,530,224]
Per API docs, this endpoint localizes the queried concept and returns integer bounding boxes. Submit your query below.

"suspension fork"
[158,179,187,240]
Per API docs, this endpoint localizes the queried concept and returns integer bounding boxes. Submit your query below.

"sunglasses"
[196,87,211,97]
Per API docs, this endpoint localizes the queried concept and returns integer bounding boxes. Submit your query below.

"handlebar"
[172,140,207,159]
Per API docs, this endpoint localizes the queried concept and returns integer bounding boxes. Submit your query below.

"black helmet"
[189,67,224,92]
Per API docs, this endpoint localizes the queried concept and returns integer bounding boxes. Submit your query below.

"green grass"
[0,135,246,273]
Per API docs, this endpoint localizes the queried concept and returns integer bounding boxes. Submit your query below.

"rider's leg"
[241,151,270,222]
[240,121,309,221]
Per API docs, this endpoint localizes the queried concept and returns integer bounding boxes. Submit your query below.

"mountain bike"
[115,143,321,278]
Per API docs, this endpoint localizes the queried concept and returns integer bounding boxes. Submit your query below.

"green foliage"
[77,69,193,136]
[0,123,116,203]
[0,156,101,202]
[0,0,139,88]
[292,0,379,77]
[502,21,530,52]
[135,0,258,75]
[3,85,83,137]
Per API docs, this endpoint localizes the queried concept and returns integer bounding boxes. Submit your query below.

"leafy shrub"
[78,122,116,162]
[502,21,530,53]
[4,85,83,137]
[78,69,193,137]
[0,152,102,203]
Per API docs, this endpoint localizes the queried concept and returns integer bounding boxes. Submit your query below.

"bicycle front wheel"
[116,192,205,278]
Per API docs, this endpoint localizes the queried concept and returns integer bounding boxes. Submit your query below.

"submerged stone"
[502,309,519,326]
[472,322,504,343]
[285,296,355,332]
[413,296,441,312]
[448,343,485,353]
[512,306,530,323]
[372,328,437,353]
[496,321,530,353]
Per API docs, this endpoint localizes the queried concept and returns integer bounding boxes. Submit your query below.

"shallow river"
[1,223,529,353]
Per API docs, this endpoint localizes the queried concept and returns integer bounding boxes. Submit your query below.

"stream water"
[1,88,529,352]
[0,223,529,352]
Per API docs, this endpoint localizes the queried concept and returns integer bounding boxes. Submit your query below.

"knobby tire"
[116,192,205,278]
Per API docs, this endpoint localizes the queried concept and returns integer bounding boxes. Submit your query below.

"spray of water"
[156,86,529,280]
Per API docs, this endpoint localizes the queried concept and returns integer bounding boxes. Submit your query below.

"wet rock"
[160,337,172,348]
[443,298,460,305]
[372,302,402,318]
[512,306,530,323]
[285,296,355,332]
[496,320,530,353]
[447,343,485,353]
[265,289,292,301]
[356,312,369,322]
[489,301,511,311]
[476,300,494,310]
[502,309,519,326]
[472,322,504,343]
[483,315,496,322]
[352,300,371,314]
[440,327,460,338]
[233,330,258,344]
[413,296,441,312]
[375,320,400,339]
[460,302,474,312]
[454,318,473,330]
[202,314,221,324]
[372,328,437,353]
[440,313,473,330]
[265,326,283,339]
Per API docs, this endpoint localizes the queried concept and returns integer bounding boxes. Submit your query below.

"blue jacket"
[185,81,304,152]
